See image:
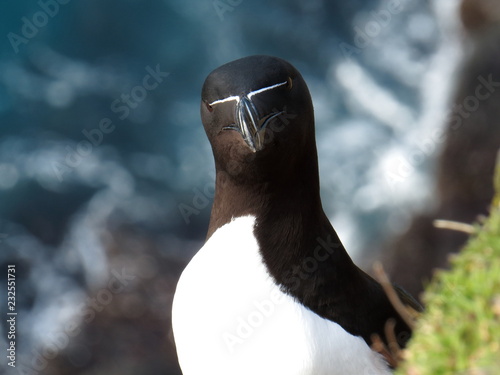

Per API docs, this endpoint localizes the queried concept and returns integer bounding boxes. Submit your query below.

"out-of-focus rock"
[382,0,500,298]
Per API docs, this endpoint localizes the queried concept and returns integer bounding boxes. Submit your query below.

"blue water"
[0,0,461,371]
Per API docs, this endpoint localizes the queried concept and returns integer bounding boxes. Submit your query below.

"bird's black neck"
[208,141,326,243]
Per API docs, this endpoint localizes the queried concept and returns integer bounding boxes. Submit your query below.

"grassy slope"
[397,161,500,374]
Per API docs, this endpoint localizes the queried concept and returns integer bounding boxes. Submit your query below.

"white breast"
[172,216,391,375]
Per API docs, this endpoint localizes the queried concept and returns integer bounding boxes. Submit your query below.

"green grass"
[397,159,500,374]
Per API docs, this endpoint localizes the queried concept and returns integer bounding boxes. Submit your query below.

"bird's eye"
[286,77,293,90]
[205,101,214,112]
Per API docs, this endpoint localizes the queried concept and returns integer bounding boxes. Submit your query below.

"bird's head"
[201,55,316,182]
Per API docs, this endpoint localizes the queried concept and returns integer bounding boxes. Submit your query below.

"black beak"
[225,96,284,153]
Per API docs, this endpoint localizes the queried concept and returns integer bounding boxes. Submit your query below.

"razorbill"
[172,55,421,375]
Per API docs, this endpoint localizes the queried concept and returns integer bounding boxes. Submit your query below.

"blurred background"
[1,0,499,374]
